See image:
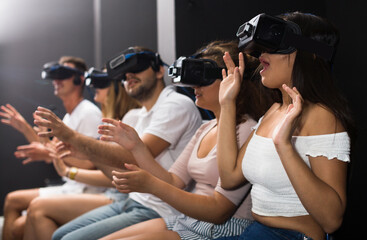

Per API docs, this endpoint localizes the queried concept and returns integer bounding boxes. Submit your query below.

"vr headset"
[168,56,223,87]
[41,62,83,80]
[106,48,162,81]
[236,13,334,61]
[84,68,112,89]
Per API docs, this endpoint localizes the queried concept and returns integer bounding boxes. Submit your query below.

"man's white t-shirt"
[39,99,103,196]
[122,85,202,217]
[62,99,101,139]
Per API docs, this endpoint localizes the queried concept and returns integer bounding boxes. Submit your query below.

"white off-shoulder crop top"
[242,117,350,217]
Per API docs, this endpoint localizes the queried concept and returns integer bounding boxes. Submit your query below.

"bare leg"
[100,218,181,240]
[2,188,39,240]
[23,194,113,240]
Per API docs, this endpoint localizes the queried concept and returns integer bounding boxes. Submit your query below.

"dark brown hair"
[102,83,141,120]
[196,40,272,124]
[280,12,355,141]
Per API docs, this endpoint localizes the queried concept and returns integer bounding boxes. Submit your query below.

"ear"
[79,75,85,85]
[155,65,165,80]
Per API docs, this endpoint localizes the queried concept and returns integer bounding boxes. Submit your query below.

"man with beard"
[34,47,203,239]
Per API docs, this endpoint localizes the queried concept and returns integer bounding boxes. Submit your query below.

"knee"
[27,197,46,222]
[4,191,24,212]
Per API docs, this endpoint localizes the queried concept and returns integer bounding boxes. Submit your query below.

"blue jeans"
[52,197,160,240]
[215,221,313,240]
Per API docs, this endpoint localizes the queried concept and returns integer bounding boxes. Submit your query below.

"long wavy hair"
[280,12,355,142]
[101,83,140,120]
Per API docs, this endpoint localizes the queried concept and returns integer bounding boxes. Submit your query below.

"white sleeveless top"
[242,117,350,217]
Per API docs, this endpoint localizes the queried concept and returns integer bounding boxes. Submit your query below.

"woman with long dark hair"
[216,12,354,240]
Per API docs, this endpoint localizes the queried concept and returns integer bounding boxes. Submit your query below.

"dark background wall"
[174,0,366,239]
[0,0,157,216]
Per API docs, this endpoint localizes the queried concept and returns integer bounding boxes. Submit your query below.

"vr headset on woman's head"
[168,57,223,87]
[84,68,112,89]
[236,13,334,61]
[41,62,83,80]
[106,47,162,81]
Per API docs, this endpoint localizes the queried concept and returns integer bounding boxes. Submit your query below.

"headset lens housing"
[85,68,112,89]
[169,57,222,87]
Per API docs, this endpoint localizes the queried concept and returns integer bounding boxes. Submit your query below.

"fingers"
[34,111,53,122]
[55,142,68,152]
[0,105,13,116]
[14,150,27,158]
[6,104,19,114]
[99,135,114,142]
[49,153,58,159]
[282,84,303,103]
[112,181,131,193]
[101,118,119,126]
[58,151,71,159]
[0,119,10,125]
[38,131,54,138]
[36,106,52,112]
[16,144,33,151]
[124,163,139,171]
[234,67,241,82]
[112,170,129,178]
[98,124,116,132]
[223,52,236,73]
[222,69,227,79]
[0,111,10,119]
[112,175,129,185]
[35,107,60,124]
[238,52,245,76]
[33,112,44,121]
[22,158,33,165]
[34,117,52,129]
[118,121,133,131]
[112,172,131,193]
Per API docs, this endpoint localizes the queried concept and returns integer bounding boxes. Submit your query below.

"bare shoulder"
[302,103,345,135]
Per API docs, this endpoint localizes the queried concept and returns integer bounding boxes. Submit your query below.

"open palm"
[272,84,303,146]
[99,118,143,151]
[219,52,245,106]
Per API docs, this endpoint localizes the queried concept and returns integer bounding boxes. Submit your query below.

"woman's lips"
[259,57,270,73]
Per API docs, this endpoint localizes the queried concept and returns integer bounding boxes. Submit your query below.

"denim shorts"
[103,188,128,202]
[215,221,313,240]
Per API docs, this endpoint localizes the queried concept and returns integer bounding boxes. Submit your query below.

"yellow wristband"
[68,167,78,180]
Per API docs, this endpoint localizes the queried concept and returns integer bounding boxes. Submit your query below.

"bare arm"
[273,85,348,233]
[112,164,237,224]
[52,156,113,187]
[59,155,96,169]
[34,107,135,172]
[35,107,171,179]
[217,52,248,189]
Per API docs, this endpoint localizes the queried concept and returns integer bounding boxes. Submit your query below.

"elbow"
[322,214,344,234]
[321,202,346,234]
[209,210,234,225]
[220,181,241,191]
[211,214,231,225]
[220,181,232,190]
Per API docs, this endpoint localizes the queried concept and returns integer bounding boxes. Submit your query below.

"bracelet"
[68,167,78,180]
